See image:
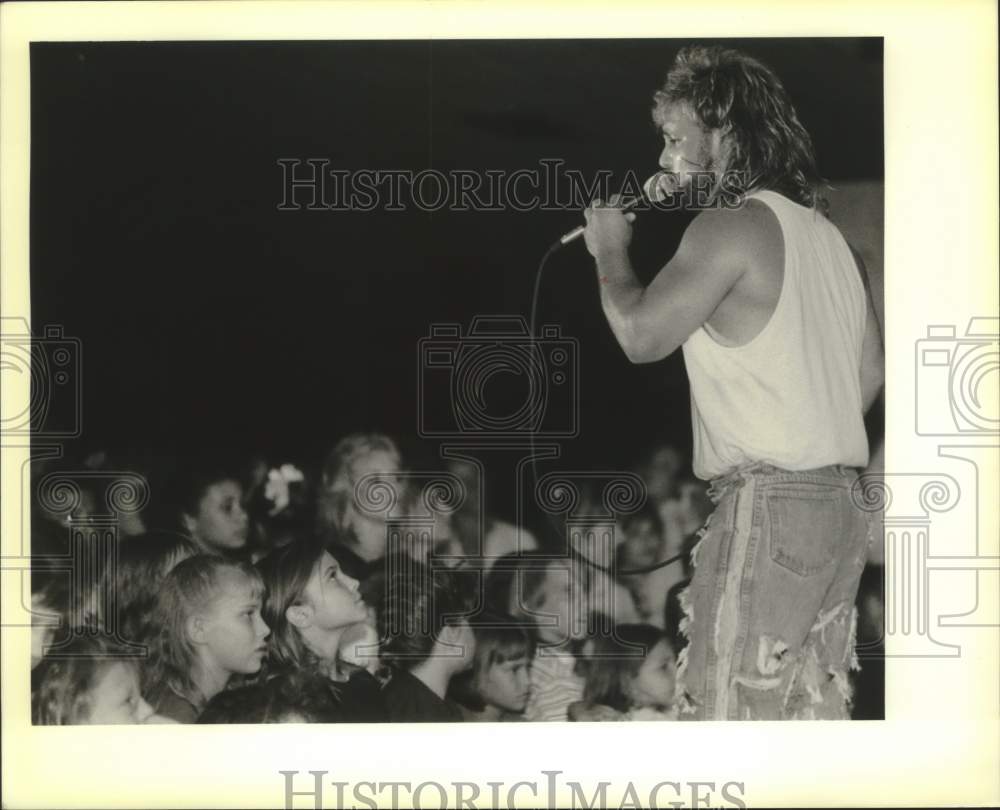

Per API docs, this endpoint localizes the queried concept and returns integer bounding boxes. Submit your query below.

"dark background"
[30,38,883,476]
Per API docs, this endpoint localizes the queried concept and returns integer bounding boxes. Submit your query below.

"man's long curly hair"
[653,45,825,209]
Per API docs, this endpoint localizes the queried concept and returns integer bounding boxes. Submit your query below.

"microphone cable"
[527,237,690,578]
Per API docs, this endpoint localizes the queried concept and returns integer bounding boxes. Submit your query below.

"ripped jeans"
[675,463,870,720]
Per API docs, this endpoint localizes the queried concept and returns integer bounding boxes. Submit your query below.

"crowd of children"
[29,433,880,724]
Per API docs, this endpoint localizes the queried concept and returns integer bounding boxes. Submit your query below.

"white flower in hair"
[263,463,305,516]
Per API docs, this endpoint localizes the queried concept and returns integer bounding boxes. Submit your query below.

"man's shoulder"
[682,197,779,257]
[664,201,779,290]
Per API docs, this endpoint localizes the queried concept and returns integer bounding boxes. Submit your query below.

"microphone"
[557,172,673,247]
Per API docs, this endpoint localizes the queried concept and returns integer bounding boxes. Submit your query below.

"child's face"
[199,571,270,676]
[628,640,677,709]
[676,481,709,535]
[86,663,155,725]
[344,450,400,561]
[479,654,532,713]
[302,552,368,631]
[624,518,662,559]
[353,449,400,482]
[534,565,587,645]
[186,480,249,551]
[629,568,674,625]
[645,446,682,500]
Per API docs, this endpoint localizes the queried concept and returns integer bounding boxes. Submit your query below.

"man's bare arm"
[591,208,749,363]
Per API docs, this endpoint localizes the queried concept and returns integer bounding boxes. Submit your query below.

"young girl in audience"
[171,458,251,558]
[33,635,157,724]
[569,623,678,721]
[315,433,403,581]
[500,558,589,722]
[145,555,270,722]
[379,565,477,722]
[449,619,535,721]
[256,537,385,721]
[616,504,678,629]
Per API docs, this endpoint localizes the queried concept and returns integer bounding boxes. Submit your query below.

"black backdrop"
[30,38,883,476]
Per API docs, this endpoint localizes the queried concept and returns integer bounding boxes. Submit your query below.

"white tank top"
[682,189,869,480]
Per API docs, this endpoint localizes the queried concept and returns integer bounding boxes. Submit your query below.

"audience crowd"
[29,434,883,724]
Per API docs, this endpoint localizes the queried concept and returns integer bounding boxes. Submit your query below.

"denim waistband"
[707,462,860,503]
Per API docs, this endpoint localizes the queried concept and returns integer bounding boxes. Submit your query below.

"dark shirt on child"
[153,688,200,723]
[331,668,389,723]
[382,667,464,722]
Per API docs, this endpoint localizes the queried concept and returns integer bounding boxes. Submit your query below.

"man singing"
[581,45,884,720]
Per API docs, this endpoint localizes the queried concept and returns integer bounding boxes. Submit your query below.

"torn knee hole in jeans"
[810,602,861,672]
[783,644,855,714]
[756,634,792,676]
[812,602,850,644]
[737,633,855,708]
[730,635,794,694]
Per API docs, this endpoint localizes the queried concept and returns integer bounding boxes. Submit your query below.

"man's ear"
[186,614,207,645]
[285,603,313,630]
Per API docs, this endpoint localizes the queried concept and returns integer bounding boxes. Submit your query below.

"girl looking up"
[256,538,385,721]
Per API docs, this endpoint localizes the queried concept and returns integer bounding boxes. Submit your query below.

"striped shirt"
[523,648,584,722]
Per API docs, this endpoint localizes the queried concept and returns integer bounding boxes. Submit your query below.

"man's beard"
[678,149,733,210]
